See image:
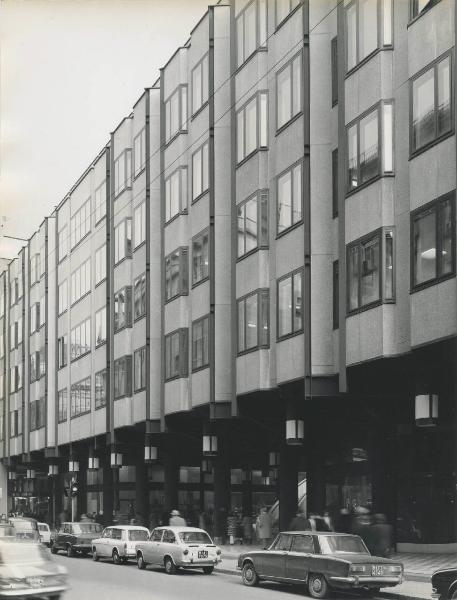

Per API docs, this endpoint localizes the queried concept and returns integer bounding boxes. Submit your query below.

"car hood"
[0,561,67,578]
[328,553,402,565]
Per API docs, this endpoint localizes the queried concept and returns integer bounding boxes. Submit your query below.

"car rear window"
[179,531,212,544]
[128,530,149,541]
[319,535,369,555]
[38,525,48,532]
[0,542,51,564]
[10,521,37,531]
[72,523,103,534]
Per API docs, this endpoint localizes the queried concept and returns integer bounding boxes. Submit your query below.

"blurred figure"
[227,511,237,545]
[368,513,394,557]
[169,509,186,526]
[289,510,311,531]
[336,508,351,533]
[256,507,272,549]
[323,510,334,531]
[241,513,253,545]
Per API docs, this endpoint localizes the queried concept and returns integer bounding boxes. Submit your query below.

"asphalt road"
[54,553,426,600]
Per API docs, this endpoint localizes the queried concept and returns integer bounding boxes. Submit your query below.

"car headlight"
[350,565,366,573]
[0,578,28,590]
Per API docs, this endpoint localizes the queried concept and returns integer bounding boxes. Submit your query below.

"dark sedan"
[51,521,102,557]
[237,531,403,598]
[432,567,457,600]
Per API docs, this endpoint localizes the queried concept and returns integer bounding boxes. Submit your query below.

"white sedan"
[92,525,150,564]
[37,522,51,546]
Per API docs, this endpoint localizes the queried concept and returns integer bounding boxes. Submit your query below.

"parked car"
[92,525,150,564]
[237,531,403,598]
[135,526,222,574]
[51,521,103,557]
[9,517,40,541]
[432,567,457,599]
[0,538,68,598]
[38,522,51,546]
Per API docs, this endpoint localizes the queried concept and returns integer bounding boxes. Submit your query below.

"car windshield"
[38,525,48,532]
[0,542,51,564]
[179,531,212,544]
[73,523,102,534]
[128,530,149,541]
[319,535,369,555]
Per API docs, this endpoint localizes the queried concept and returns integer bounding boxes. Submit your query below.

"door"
[259,534,292,579]
[111,528,122,555]
[286,534,314,581]
[145,529,163,563]
[97,528,112,557]
[58,524,70,549]
[161,529,177,564]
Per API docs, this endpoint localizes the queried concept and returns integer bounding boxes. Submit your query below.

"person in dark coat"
[289,510,311,531]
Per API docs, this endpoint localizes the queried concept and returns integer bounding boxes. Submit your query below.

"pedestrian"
[169,509,187,526]
[289,510,312,531]
[241,513,253,545]
[256,507,272,549]
[227,511,237,545]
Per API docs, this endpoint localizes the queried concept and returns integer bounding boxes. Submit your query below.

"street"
[54,554,429,600]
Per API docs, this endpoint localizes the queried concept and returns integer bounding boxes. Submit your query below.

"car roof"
[63,521,102,525]
[37,522,49,527]
[279,531,357,536]
[105,525,149,530]
[154,527,208,533]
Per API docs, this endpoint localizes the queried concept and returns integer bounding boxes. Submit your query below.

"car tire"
[137,553,147,570]
[92,548,99,562]
[113,550,121,565]
[164,556,177,575]
[202,566,214,575]
[242,562,259,587]
[450,590,457,600]
[51,544,58,555]
[308,573,329,599]
[366,587,380,597]
[66,544,75,558]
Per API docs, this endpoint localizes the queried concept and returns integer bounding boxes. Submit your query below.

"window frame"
[133,128,146,178]
[165,166,188,223]
[237,289,270,355]
[114,355,132,400]
[191,140,209,202]
[114,286,133,333]
[191,53,209,116]
[70,317,91,362]
[409,0,441,22]
[164,84,188,145]
[58,280,68,315]
[331,37,338,107]
[58,225,68,263]
[192,315,210,372]
[95,244,107,286]
[236,91,268,165]
[70,375,91,418]
[275,0,302,29]
[276,51,303,133]
[134,346,147,392]
[133,273,147,320]
[164,328,189,381]
[332,148,339,218]
[70,198,91,250]
[95,306,107,347]
[236,0,268,69]
[58,388,68,423]
[192,229,210,287]
[237,190,269,260]
[333,260,339,330]
[114,218,133,265]
[94,180,107,225]
[276,268,304,341]
[114,149,132,198]
[165,247,188,302]
[276,159,304,236]
[57,334,68,369]
[70,258,91,306]
[95,369,107,409]
[134,202,146,249]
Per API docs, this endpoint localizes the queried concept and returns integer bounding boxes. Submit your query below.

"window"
[114,287,132,332]
[192,230,209,285]
[93,245,106,286]
[10,364,22,392]
[134,202,146,248]
[30,398,45,431]
[95,181,106,224]
[58,226,68,262]
[58,389,68,422]
[10,409,22,437]
[347,227,395,312]
[412,193,454,289]
[276,0,301,24]
[95,307,107,346]
[70,198,91,249]
[347,101,393,192]
[192,54,209,115]
[192,316,209,371]
[95,370,107,409]
[70,318,91,361]
[165,248,188,301]
[165,329,188,380]
[411,53,452,155]
[237,192,268,258]
[331,37,338,106]
[277,269,303,339]
[9,278,17,306]
[0,281,4,318]
[165,167,188,222]
[134,274,147,319]
[114,219,132,264]
[333,261,339,329]
[70,258,91,305]
[16,318,22,346]
[114,355,132,399]
[39,296,45,328]
[236,92,268,163]
[134,347,146,392]
[411,0,440,19]
[165,85,188,143]
[114,149,132,197]
[192,141,209,200]
[236,0,267,67]
[30,303,40,333]
[30,351,39,383]
[277,53,302,130]
[71,376,91,417]
[0,333,3,359]
[237,290,269,353]
[134,128,146,177]
[30,253,40,285]
[346,0,392,72]
[332,149,338,218]
[58,335,67,368]
[277,161,303,234]
[58,280,68,314]
[291,534,314,553]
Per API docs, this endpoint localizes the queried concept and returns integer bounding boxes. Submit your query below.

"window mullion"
[290,64,293,120]
[434,64,439,141]
[436,203,442,278]
[357,243,362,308]
[291,275,295,333]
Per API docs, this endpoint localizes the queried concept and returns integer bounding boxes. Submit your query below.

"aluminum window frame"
[70,375,91,418]
[237,288,270,355]
[237,190,269,259]
[275,50,303,132]
[95,306,107,347]
[236,91,269,165]
[114,286,133,333]
[134,346,147,392]
[133,128,146,178]
[134,202,146,248]
[95,369,107,409]
[276,267,304,341]
[70,257,91,306]
[134,273,147,320]
[114,218,132,265]
[165,166,188,223]
[235,0,268,69]
[164,328,189,381]
[165,84,188,144]
[70,317,91,362]
[191,140,209,202]
[276,158,304,236]
[57,334,67,369]
[192,228,210,287]
[58,388,68,423]
[191,315,210,372]
[114,355,132,400]
[114,149,132,198]
[165,247,188,302]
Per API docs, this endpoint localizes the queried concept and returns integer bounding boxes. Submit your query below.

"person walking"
[256,507,272,549]
[241,513,253,545]
[227,511,237,545]
[289,510,312,531]
[169,509,187,526]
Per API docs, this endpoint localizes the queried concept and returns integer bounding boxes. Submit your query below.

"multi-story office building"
[0,0,456,550]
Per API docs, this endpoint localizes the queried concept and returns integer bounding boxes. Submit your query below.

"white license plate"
[371,565,384,576]
[198,551,208,559]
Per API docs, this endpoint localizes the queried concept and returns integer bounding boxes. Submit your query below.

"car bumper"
[0,585,69,598]
[329,576,402,588]
[178,558,222,568]
[431,589,442,599]
[73,544,92,551]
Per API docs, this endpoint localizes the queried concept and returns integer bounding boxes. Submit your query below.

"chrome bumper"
[329,576,402,586]
[0,585,69,598]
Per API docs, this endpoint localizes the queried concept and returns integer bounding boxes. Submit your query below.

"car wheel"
[202,566,214,575]
[242,562,259,587]
[113,550,121,565]
[164,556,177,575]
[366,587,380,597]
[450,590,457,600]
[51,544,58,555]
[308,573,329,599]
[137,553,147,570]
[92,548,99,562]
[66,544,75,558]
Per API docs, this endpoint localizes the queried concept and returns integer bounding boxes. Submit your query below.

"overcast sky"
[0,0,209,259]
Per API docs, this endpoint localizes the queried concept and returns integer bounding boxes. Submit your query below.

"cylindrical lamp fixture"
[202,434,218,457]
[269,452,280,467]
[68,459,79,473]
[286,419,304,445]
[48,464,59,477]
[415,394,438,427]
[26,469,35,480]
[110,452,123,468]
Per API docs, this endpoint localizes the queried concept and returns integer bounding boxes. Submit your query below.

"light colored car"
[0,538,68,598]
[37,523,51,546]
[135,526,222,575]
[92,525,150,564]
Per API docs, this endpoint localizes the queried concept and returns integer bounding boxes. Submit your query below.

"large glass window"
[277,53,302,130]
[277,269,303,339]
[114,286,132,332]
[70,258,91,305]
[412,194,454,288]
[114,149,132,197]
[95,370,107,409]
[134,347,146,392]
[71,376,91,417]
[70,318,91,361]
[236,92,268,163]
[134,128,146,177]
[347,227,395,312]
[165,167,188,222]
[95,181,106,224]
[277,161,303,233]
[165,329,188,380]
[95,245,106,285]
[347,102,393,192]
[411,0,440,19]
[30,302,40,333]
[70,198,91,249]
[114,219,132,264]
[411,54,452,155]
[237,191,268,258]
[192,316,209,371]
[165,248,188,301]
[331,37,338,106]
[192,230,209,285]
[114,355,132,399]
[58,335,67,368]
[192,54,209,115]
[165,85,188,143]
[30,253,40,285]
[58,280,68,314]
[30,398,45,431]
[58,389,67,422]
[236,0,267,67]
[333,261,339,329]
[346,0,392,71]
[192,141,209,200]
[332,148,338,217]
[237,289,269,353]
[95,306,106,346]
[134,273,147,319]
[134,202,146,248]
[58,226,68,262]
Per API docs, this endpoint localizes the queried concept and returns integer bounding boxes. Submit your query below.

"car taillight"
[216,549,221,555]
[350,565,366,573]
[124,543,127,551]
[183,549,189,555]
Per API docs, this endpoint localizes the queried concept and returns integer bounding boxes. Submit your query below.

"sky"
[0,0,210,259]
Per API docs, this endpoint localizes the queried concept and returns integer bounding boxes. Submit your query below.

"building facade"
[1,0,456,550]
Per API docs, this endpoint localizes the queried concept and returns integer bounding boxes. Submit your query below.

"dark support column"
[135,462,149,527]
[307,461,326,516]
[279,445,298,531]
[213,457,230,544]
[103,465,113,526]
[164,452,179,517]
[78,469,87,517]
[112,468,119,515]
[53,474,63,528]
[242,480,252,518]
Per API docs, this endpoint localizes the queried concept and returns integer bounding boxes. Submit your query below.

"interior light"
[421,248,436,260]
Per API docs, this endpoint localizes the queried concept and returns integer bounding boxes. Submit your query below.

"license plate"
[371,565,384,576]
[198,551,208,559]
[27,577,45,588]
